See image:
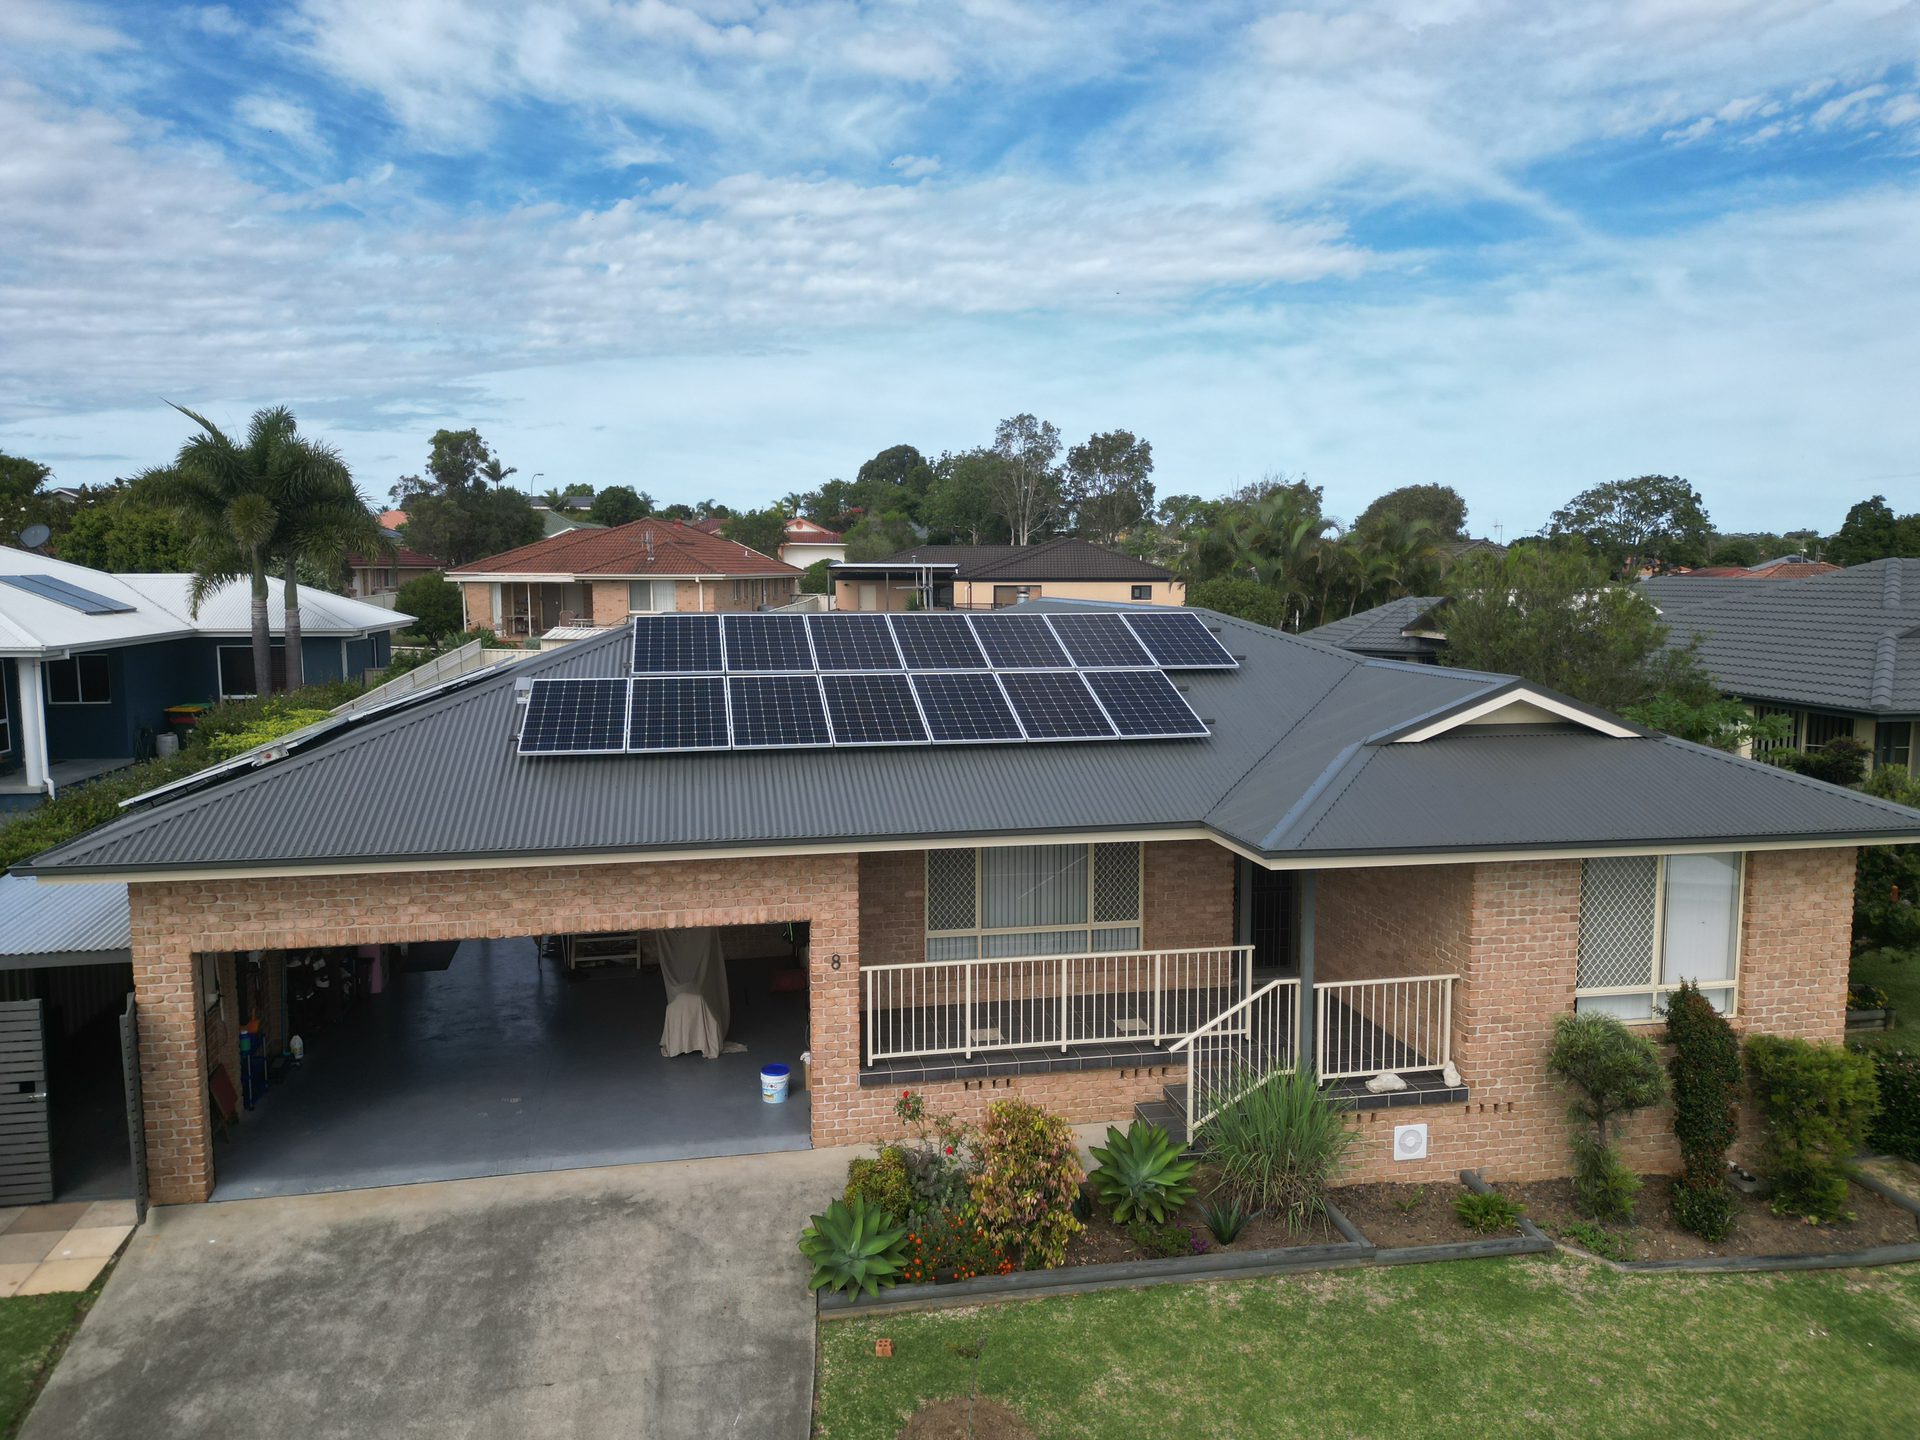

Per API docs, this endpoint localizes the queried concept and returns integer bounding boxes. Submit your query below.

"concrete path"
[23,1148,853,1440]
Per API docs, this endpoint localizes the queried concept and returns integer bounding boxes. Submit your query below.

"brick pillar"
[806,852,864,1147]
[129,884,214,1204]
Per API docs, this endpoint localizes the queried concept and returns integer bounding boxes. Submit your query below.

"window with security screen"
[924,843,1142,960]
[1576,853,1743,1020]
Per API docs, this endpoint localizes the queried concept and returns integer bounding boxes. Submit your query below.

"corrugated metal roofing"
[0,875,130,962]
[15,599,1920,879]
[447,518,797,579]
[113,574,413,637]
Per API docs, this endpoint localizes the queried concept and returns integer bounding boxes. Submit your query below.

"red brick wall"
[860,851,924,965]
[1316,864,1470,984]
[590,582,629,627]
[460,581,491,633]
[1141,840,1233,950]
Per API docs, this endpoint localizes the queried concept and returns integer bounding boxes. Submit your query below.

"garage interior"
[205,924,813,1201]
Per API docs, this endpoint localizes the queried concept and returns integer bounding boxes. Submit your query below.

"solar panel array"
[519,610,1234,756]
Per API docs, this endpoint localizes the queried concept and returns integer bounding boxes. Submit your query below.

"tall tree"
[1,451,60,548]
[1354,484,1467,540]
[1545,475,1712,577]
[275,467,388,689]
[590,486,651,527]
[54,480,192,570]
[1065,430,1155,546]
[1825,495,1920,567]
[718,507,789,560]
[989,414,1062,545]
[391,429,541,565]
[539,482,592,510]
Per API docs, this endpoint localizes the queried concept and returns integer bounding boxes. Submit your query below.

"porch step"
[1132,1099,1187,1148]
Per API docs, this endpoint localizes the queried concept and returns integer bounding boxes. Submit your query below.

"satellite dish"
[18,523,51,549]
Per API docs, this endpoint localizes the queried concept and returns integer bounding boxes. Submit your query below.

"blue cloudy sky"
[2,1,1917,535]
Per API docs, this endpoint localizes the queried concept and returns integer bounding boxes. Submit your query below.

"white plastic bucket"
[760,1063,790,1104]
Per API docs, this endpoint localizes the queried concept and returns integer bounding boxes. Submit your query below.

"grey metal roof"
[0,874,130,968]
[1641,559,1920,715]
[14,600,1920,879]
[1304,596,1444,658]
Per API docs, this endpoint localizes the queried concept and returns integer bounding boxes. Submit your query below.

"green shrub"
[1186,576,1281,629]
[1557,1219,1634,1262]
[1088,1121,1198,1225]
[202,708,334,760]
[1863,1047,1920,1163]
[1545,1013,1667,1222]
[845,1146,915,1218]
[1198,1067,1356,1229]
[800,558,832,594]
[1126,1220,1203,1258]
[1847,981,1893,1011]
[970,1099,1083,1269]
[1744,1033,1879,1222]
[392,571,463,641]
[1198,1195,1249,1245]
[798,1197,909,1298]
[891,1089,977,1213]
[1664,981,1741,1242]
[1450,1191,1524,1233]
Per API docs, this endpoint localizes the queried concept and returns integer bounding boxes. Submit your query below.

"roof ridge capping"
[1365,678,1649,745]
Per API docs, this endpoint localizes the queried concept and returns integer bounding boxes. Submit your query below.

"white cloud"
[1812,84,1888,129]
[0,0,126,49]
[234,94,327,153]
[889,153,940,178]
[192,6,247,36]
[1664,116,1716,142]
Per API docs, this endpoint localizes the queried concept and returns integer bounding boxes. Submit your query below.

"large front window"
[925,843,1142,960]
[1575,853,1742,1020]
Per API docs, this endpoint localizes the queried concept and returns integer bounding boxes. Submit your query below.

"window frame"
[924,842,1145,960]
[1874,720,1913,774]
[1574,852,1745,1020]
[44,653,112,705]
[0,666,10,752]
[1131,585,1153,600]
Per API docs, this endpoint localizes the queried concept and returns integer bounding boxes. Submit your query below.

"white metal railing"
[1168,978,1301,1135]
[861,946,1252,1063]
[1314,974,1456,1081]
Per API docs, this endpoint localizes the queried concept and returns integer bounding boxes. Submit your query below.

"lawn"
[1851,949,1920,1051]
[813,1256,1920,1439]
[0,1276,108,1439]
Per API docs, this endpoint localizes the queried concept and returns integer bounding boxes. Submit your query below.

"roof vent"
[1884,558,1902,609]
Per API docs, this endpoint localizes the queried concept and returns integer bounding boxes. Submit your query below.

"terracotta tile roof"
[1680,560,1841,579]
[378,509,408,529]
[446,518,799,578]
[785,517,842,541]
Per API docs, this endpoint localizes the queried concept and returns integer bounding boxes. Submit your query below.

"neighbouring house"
[830,537,1182,612]
[1680,556,1840,580]
[1640,556,1920,775]
[10,601,1915,1208]
[345,545,441,602]
[0,547,410,811]
[1302,595,1446,664]
[780,517,845,569]
[446,518,803,639]
[530,501,605,539]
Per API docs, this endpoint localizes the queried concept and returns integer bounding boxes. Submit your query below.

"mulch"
[1059,1170,1347,1267]
[1496,1174,1919,1261]
[1329,1180,1504,1248]
[898,1396,1034,1439]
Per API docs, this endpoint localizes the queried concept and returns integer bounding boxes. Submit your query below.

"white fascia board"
[1389,687,1639,742]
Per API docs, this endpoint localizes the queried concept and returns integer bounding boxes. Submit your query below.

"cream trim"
[1392,687,1639,742]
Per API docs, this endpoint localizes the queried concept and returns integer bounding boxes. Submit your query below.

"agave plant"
[1087,1121,1198,1224]
[798,1197,910,1299]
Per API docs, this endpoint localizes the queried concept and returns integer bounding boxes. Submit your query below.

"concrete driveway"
[23,1148,851,1440]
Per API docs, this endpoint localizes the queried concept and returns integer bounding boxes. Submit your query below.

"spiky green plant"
[798,1197,910,1299]
[1087,1121,1197,1224]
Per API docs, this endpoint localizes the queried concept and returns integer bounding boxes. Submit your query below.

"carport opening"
[0,963,135,1203]
[200,924,812,1201]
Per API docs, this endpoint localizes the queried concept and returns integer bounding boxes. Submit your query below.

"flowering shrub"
[971,1098,1083,1269]
[893,1089,978,1214]
[899,1205,1016,1284]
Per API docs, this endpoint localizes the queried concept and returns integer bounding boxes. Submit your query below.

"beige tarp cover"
[655,927,730,1059]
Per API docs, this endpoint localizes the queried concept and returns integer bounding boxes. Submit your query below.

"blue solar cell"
[910,672,1024,742]
[968,612,1070,669]
[890,614,988,670]
[808,614,903,671]
[727,675,832,747]
[1083,669,1209,737]
[631,614,723,674]
[1123,611,1238,668]
[997,671,1116,739]
[628,676,730,751]
[518,678,631,754]
[723,614,815,672]
[0,573,135,615]
[1047,613,1152,667]
[821,673,928,745]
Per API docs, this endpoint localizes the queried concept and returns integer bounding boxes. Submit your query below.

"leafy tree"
[799,558,833,594]
[273,465,387,688]
[1440,547,1714,712]
[1706,536,1761,568]
[55,486,192,570]
[1545,1012,1667,1221]
[854,444,933,522]
[1619,692,1792,752]
[1826,495,1920,567]
[590,485,651,527]
[539,482,592,509]
[1193,485,1332,630]
[920,451,1009,545]
[1186,576,1281,628]
[843,511,919,562]
[718,507,787,560]
[1854,768,1920,962]
[1064,430,1155,546]
[1770,734,1870,787]
[393,572,464,642]
[1,450,62,547]
[1354,484,1467,540]
[391,429,541,565]
[989,413,1063,545]
[1545,475,1712,577]
[798,478,863,533]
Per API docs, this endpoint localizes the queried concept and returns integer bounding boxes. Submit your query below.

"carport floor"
[211,937,810,1201]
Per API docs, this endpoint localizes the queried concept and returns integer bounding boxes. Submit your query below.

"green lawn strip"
[1850,951,1920,1049]
[0,1272,112,1439]
[814,1256,1920,1440]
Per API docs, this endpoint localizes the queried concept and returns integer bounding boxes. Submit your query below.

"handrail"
[1314,973,1457,1081]
[1168,977,1294,1052]
[1169,976,1301,1135]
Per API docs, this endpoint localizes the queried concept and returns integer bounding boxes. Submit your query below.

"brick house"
[447,518,802,639]
[12,603,1919,1206]
[831,537,1182,612]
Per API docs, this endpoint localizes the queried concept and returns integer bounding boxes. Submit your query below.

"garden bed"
[1494,1173,1919,1262]
[1328,1180,1521,1248]
[1060,1170,1349,1265]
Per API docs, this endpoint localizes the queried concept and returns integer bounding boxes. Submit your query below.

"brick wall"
[1316,864,1470,984]
[590,582,629,627]
[460,581,492,633]
[860,851,924,965]
[1141,840,1233,950]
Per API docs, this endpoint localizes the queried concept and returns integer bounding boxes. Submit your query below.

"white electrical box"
[1393,1122,1428,1161]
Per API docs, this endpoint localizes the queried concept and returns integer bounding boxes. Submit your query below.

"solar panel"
[723,614,815,672]
[1124,611,1239,669]
[1047,613,1152,667]
[821,673,929,745]
[1083,669,1209,737]
[0,573,136,615]
[727,675,832,747]
[628,676,730,751]
[997,671,1116,740]
[631,614,723,674]
[890,614,988,670]
[518,678,632,754]
[969,612,1070,669]
[911,672,1025,743]
[808,614,903,671]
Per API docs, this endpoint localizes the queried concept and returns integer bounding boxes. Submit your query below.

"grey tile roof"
[1303,596,1444,657]
[14,601,1919,878]
[1641,559,1920,715]
[856,538,1172,582]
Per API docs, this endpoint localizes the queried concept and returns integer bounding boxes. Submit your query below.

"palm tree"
[276,471,389,689]
[480,455,517,487]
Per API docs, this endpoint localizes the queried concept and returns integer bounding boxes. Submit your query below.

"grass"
[1850,950,1920,1051]
[0,1272,109,1438]
[813,1256,1920,1439]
